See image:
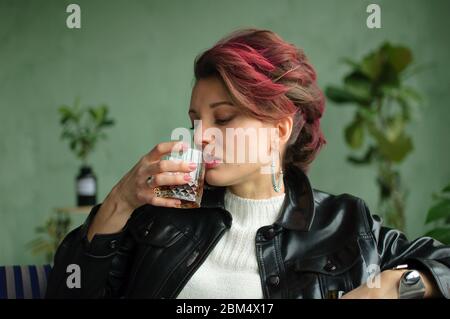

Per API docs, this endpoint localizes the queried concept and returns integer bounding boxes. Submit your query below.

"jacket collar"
[200,163,316,232]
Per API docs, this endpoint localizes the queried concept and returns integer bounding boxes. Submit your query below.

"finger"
[146,141,189,161]
[153,159,197,174]
[147,172,192,188]
[136,160,195,189]
[138,191,181,208]
[150,196,182,208]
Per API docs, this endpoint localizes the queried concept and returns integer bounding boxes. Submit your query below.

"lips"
[204,154,222,169]
[205,159,221,169]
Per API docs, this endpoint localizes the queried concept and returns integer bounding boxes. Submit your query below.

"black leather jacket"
[46,164,450,299]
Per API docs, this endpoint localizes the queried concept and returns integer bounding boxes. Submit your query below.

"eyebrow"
[188,101,234,114]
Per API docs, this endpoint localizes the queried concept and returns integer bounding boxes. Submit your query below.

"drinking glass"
[153,147,205,208]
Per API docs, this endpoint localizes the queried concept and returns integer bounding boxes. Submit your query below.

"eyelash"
[189,117,234,129]
[215,117,234,125]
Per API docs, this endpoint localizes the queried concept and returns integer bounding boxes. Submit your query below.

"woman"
[46,28,450,299]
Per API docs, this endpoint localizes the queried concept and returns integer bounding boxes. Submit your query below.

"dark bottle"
[76,165,97,206]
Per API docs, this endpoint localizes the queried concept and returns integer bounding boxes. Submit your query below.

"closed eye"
[215,117,235,125]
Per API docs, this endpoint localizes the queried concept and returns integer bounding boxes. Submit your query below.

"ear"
[271,116,293,152]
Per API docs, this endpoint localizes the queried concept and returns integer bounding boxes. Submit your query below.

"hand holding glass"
[153,147,205,208]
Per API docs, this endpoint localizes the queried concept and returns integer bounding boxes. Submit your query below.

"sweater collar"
[200,163,316,232]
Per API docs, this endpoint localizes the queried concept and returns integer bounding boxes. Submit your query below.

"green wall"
[1,0,449,265]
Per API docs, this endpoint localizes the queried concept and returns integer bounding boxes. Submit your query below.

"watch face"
[403,270,421,285]
[399,270,426,299]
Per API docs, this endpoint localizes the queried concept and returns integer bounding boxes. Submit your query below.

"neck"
[227,170,285,200]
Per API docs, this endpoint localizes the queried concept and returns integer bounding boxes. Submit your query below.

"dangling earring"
[271,150,283,192]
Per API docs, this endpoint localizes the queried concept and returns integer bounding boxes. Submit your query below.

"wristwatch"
[393,264,426,299]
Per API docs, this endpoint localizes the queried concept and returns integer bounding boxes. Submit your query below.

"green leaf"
[368,124,413,162]
[384,133,413,162]
[442,184,450,193]
[393,93,412,122]
[35,226,46,233]
[356,107,377,121]
[385,116,405,141]
[69,140,77,151]
[101,119,115,127]
[60,103,81,123]
[378,64,400,88]
[388,86,422,122]
[343,71,372,104]
[426,199,450,223]
[326,86,368,105]
[360,43,408,87]
[98,105,108,122]
[25,238,46,248]
[89,105,110,127]
[340,57,361,69]
[61,131,75,140]
[344,119,365,149]
[387,45,413,74]
[58,105,72,116]
[361,50,383,81]
[88,108,98,122]
[424,228,450,245]
[400,86,422,103]
[347,146,376,165]
[402,62,432,80]
[30,242,54,255]
[58,105,75,125]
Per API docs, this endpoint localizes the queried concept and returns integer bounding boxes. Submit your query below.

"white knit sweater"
[177,188,286,299]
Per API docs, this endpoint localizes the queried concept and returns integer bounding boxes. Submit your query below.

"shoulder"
[311,188,381,234]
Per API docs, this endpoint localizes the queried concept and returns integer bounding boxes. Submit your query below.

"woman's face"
[188,76,278,187]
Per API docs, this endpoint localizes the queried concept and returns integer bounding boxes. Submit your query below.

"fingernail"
[184,173,192,181]
[188,163,197,170]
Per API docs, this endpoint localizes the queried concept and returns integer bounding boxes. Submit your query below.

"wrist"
[390,265,434,299]
[86,188,133,241]
[106,187,134,217]
[383,269,409,289]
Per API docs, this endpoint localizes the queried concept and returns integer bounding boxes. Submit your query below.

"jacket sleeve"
[363,200,450,298]
[45,204,136,298]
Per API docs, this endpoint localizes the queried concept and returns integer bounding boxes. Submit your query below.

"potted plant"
[58,98,115,206]
[425,182,450,245]
[325,42,423,231]
[26,211,72,263]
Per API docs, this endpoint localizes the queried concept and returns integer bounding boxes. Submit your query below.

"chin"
[204,166,232,187]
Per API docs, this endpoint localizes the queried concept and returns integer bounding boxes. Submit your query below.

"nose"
[192,120,213,151]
